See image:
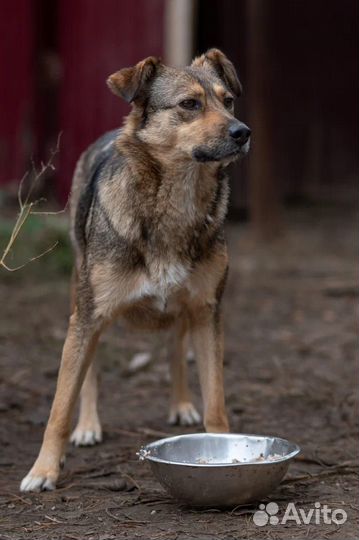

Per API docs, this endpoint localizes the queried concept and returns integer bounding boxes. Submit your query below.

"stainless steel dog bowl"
[139,433,300,506]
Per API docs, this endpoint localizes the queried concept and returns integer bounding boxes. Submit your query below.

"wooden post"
[164,0,196,66]
[247,0,282,238]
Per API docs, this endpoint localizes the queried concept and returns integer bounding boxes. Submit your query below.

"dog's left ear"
[192,48,242,97]
[107,56,161,104]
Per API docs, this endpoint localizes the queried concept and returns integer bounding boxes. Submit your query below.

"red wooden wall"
[0,0,165,199]
[0,1,34,186]
[58,0,164,201]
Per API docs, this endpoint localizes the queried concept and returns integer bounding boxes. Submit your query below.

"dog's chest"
[92,256,192,320]
[130,259,190,309]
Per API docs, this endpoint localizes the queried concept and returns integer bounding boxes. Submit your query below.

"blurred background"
[0,3,358,537]
[0,0,357,230]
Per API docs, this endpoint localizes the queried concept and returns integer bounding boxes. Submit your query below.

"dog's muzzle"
[192,120,251,163]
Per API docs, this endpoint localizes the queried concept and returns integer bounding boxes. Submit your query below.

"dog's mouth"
[192,140,250,163]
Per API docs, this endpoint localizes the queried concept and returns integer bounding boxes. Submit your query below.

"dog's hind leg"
[168,315,201,426]
[69,266,102,446]
[20,310,102,492]
[70,357,102,446]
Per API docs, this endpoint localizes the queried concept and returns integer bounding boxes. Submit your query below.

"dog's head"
[107,49,250,163]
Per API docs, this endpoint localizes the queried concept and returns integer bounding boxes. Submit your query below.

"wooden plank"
[58,0,165,201]
[0,0,34,185]
[246,0,282,237]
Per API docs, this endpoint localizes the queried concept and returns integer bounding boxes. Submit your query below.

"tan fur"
[20,49,250,492]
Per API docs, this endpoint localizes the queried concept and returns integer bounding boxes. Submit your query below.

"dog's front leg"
[20,310,101,492]
[168,316,201,426]
[190,305,229,433]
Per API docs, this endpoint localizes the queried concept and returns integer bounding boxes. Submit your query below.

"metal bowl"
[139,433,300,506]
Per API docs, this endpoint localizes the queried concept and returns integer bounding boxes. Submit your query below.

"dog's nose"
[228,121,251,143]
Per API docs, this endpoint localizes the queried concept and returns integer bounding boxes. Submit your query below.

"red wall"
[0,1,164,199]
[58,0,165,201]
[0,1,34,186]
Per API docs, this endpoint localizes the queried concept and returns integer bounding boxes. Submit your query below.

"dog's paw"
[168,402,201,426]
[70,423,102,446]
[20,468,58,493]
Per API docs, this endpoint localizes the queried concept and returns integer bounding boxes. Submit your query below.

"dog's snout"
[228,121,251,144]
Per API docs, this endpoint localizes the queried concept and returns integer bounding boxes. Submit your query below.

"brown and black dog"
[20,49,250,492]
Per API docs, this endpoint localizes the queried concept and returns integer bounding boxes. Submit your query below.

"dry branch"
[0,134,66,271]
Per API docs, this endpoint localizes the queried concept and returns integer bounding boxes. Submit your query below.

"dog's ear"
[107,56,161,103]
[192,48,242,97]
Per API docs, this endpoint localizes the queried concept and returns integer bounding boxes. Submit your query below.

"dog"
[20,49,250,492]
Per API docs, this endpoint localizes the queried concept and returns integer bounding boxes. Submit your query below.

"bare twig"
[282,463,358,485]
[44,514,64,524]
[105,507,148,525]
[0,134,65,272]
[3,493,32,506]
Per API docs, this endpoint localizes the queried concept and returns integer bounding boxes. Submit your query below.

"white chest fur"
[92,259,190,319]
[128,261,189,309]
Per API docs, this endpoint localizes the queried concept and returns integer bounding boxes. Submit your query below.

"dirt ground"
[0,204,358,540]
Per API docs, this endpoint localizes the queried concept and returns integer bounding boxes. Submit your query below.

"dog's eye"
[179,99,201,110]
[224,97,234,109]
